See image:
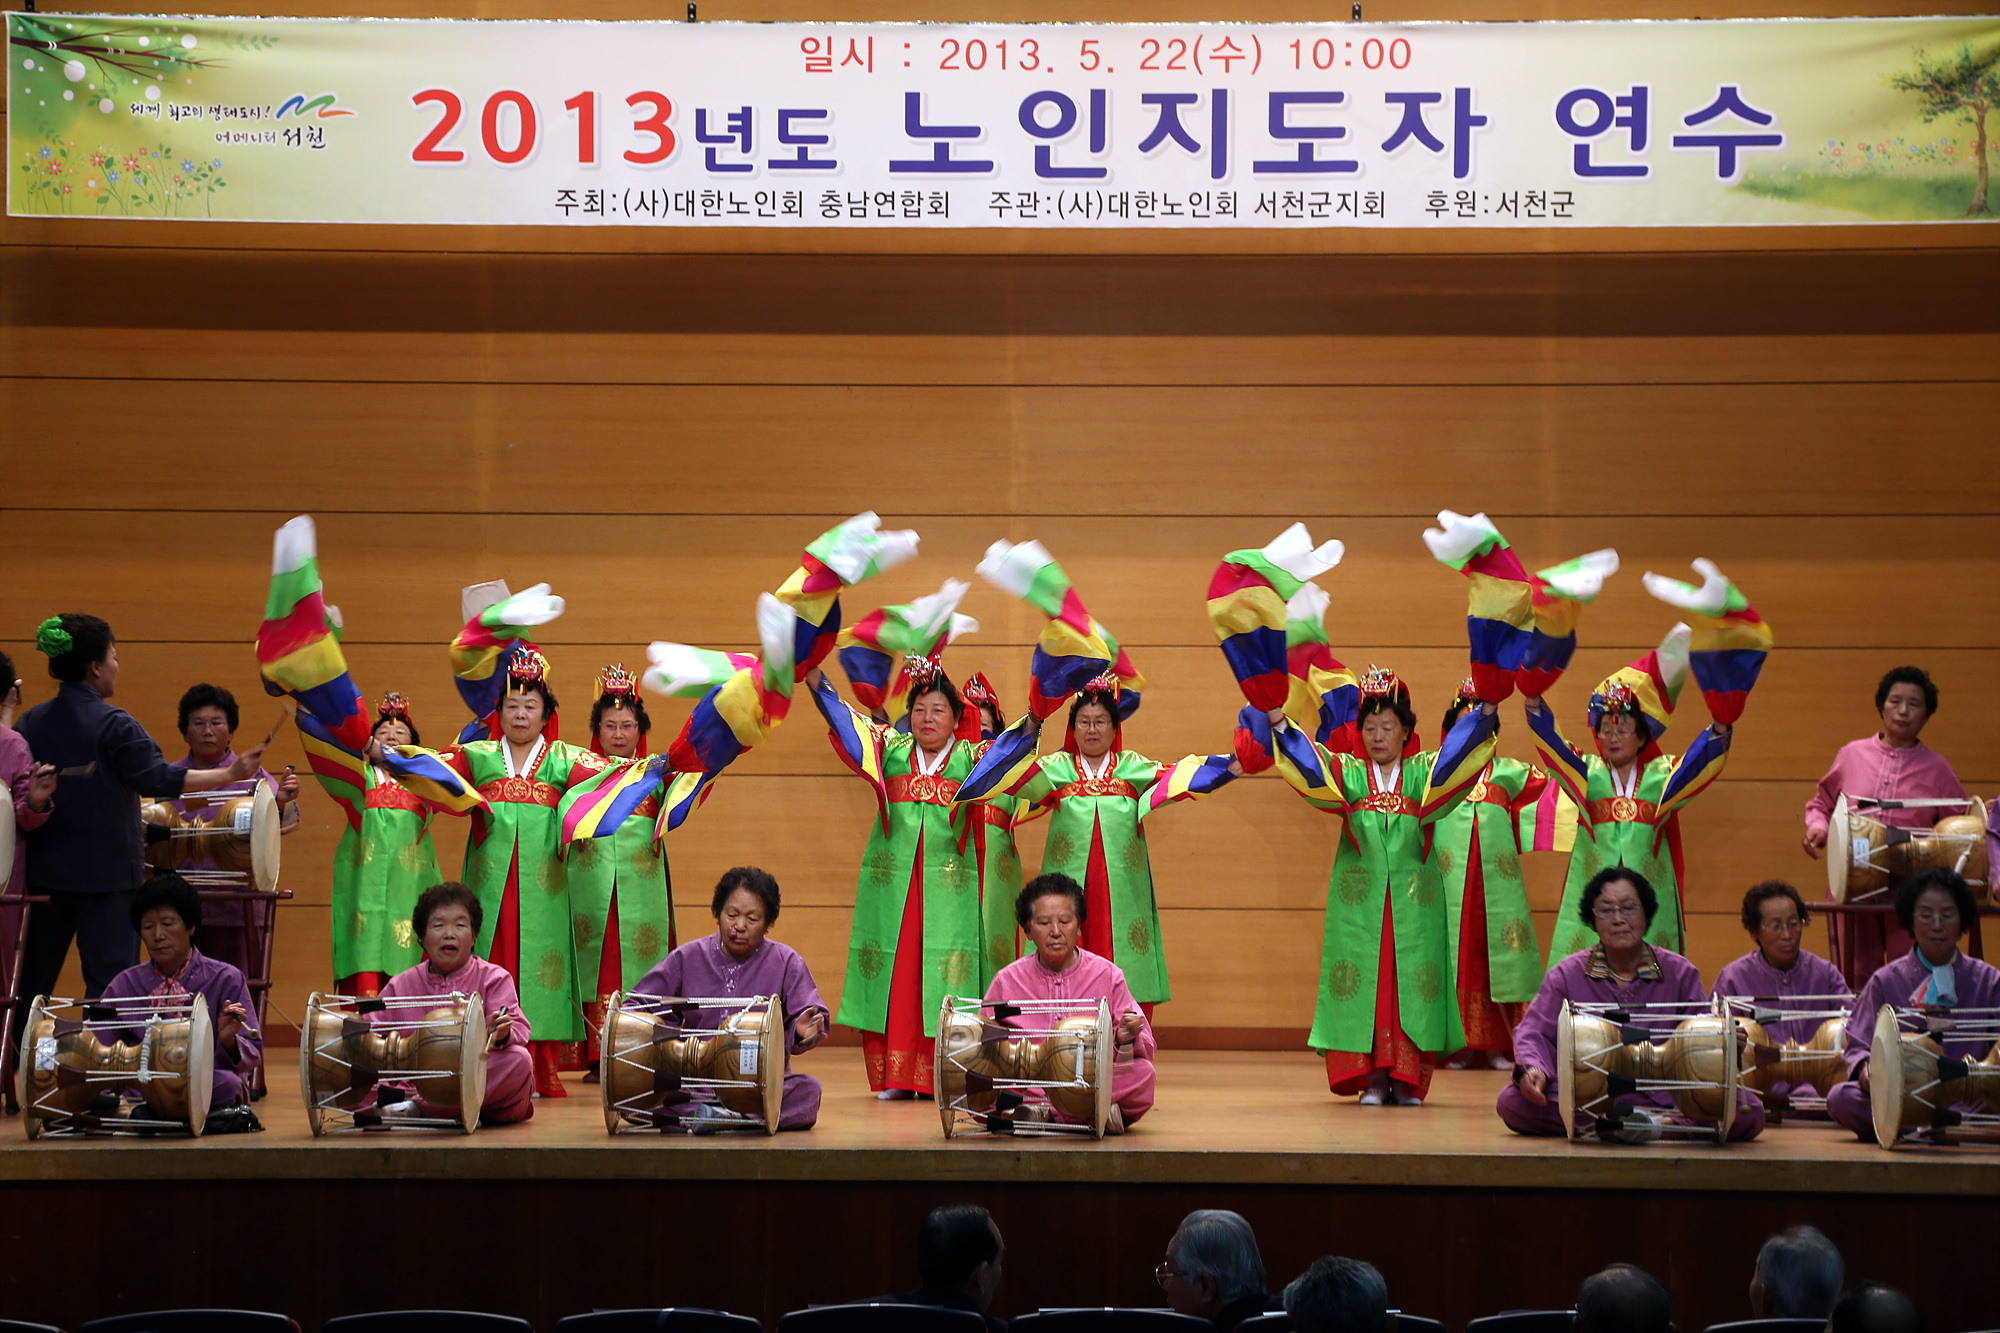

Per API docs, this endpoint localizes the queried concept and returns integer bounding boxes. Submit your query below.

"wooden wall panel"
[7,380,1998,518]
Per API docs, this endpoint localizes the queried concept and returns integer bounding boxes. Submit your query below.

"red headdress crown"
[959,673,998,708]
[1596,679,1641,717]
[1453,677,1480,705]
[596,662,638,700]
[1082,670,1121,699]
[507,647,550,687]
[903,654,945,691]
[1358,664,1408,702]
[377,692,411,721]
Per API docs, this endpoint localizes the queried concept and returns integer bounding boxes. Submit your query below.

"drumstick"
[58,762,97,778]
[261,703,294,749]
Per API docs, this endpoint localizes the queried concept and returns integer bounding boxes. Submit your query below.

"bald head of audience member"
[1283,1256,1392,1333]
[1827,1282,1923,1333]
[1749,1226,1843,1319]
[1574,1264,1672,1333]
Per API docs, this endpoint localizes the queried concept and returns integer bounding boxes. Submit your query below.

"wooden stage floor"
[3,1050,1995,1332]
[4,1048,1993,1194]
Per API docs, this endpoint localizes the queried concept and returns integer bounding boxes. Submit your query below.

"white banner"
[9,13,2000,226]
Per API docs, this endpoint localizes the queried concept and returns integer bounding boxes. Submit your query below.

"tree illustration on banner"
[1890,42,1999,214]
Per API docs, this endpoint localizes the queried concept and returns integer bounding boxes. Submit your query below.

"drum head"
[1868,1004,1907,1150]
[186,996,214,1136]
[1556,1002,1579,1139]
[1716,1010,1739,1145]
[758,994,783,1136]
[249,781,281,894]
[20,995,51,1141]
[298,984,326,1128]
[601,990,627,1135]
[1826,795,1851,903]
[936,997,960,1140]
[1092,999,1113,1140]
[459,997,489,1133]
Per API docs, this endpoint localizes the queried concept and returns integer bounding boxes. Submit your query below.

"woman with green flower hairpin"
[8,614,269,1068]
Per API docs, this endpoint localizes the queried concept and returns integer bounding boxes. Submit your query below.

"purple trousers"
[1497,1081,1766,1141]
[390,1042,535,1126]
[649,1070,822,1131]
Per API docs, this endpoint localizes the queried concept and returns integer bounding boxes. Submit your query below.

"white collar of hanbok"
[1078,751,1115,781]
[1370,759,1400,793]
[504,736,547,779]
[1609,761,1639,798]
[912,739,952,777]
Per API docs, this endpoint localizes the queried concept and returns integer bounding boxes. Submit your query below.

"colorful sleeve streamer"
[559,756,721,846]
[976,540,1116,719]
[1513,767,1579,855]
[954,715,1046,806]
[838,579,979,718]
[1518,549,1620,699]
[1282,582,1360,750]
[256,516,370,754]
[1266,717,1353,816]
[1524,702,1594,835]
[1139,752,1239,821]
[809,670,894,830]
[1419,705,1500,822]
[449,582,566,727]
[294,711,368,833]
[1206,523,1345,712]
[1657,725,1732,820]
[1640,559,1773,727]
[657,513,920,774]
[1422,511,1533,705]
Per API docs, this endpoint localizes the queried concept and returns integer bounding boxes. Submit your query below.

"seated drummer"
[1497,866,1764,1141]
[96,872,260,1112]
[985,872,1155,1134]
[630,865,828,1131]
[1825,867,2000,1142]
[375,881,533,1124]
[1711,880,1851,1105]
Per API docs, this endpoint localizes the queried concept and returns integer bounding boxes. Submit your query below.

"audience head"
[1749,1226,1843,1319]
[1574,1263,1671,1333]
[916,1204,1004,1310]
[1160,1209,1266,1321]
[1827,1281,1923,1333]
[1283,1256,1390,1333]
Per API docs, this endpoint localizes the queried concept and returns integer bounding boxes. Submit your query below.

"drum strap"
[653,1067,683,1095]
[350,1065,379,1094]
[1606,1072,1639,1098]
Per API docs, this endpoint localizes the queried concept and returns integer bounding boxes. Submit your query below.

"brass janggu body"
[142,796,257,872]
[18,995,215,1139]
[1828,795,1990,902]
[304,1003,474,1113]
[1737,1015,1849,1096]
[938,1010,1100,1120]
[600,992,783,1134]
[1567,1011,1736,1122]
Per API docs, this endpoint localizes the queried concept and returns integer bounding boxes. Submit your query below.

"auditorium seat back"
[80,1313,299,1333]
[555,1312,765,1333]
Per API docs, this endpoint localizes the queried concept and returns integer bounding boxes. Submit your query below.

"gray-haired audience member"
[1749,1226,1843,1319]
[1574,1263,1671,1333]
[1826,1282,1923,1333]
[1158,1209,1275,1333]
[1283,1256,1392,1333]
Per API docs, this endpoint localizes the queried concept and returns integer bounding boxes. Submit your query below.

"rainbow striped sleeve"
[955,716,1045,806]
[1268,719,1351,816]
[1207,524,1344,713]
[1139,753,1238,821]
[560,756,664,846]
[1642,559,1772,727]
[1419,706,1499,823]
[810,671,892,831]
[1519,550,1619,699]
[295,710,366,833]
[376,745,488,816]
[977,541,1113,719]
[1512,766,1575,854]
[450,584,565,724]
[1283,583,1361,749]
[656,769,720,837]
[1524,703,1593,835]
[1423,511,1533,705]
[1658,725,1731,821]
[256,516,371,754]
